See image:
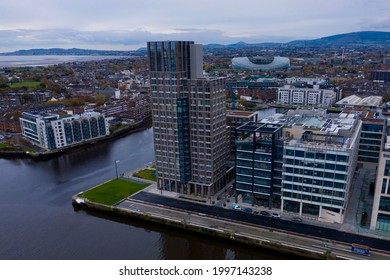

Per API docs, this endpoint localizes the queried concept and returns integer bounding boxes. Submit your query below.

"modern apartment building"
[148,41,232,196]
[20,111,109,150]
[277,85,337,107]
[234,109,362,223]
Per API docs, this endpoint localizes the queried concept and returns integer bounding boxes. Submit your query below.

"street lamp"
[115,160,120,179]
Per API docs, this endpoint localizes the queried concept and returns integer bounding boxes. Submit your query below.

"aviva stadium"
[232,56,290,71]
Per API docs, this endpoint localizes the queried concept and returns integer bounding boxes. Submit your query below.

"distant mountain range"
[287,31,390,47]
[0,48,145,56]
[204,31,390,49]
[1,31,389,55]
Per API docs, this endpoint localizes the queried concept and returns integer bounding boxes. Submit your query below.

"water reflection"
[0,128,301,259]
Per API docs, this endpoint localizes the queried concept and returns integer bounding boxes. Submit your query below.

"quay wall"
[72,195,337,260]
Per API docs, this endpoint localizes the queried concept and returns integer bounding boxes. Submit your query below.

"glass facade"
[73,121,82,142]
[376,213,390,231]
[98,116,106,136]
[45,125,56,150]
[379,197,390,212]
[384,160,390,176]
[64,123,73,144]
[372,149,390,232]
[20,112,109,150]
[234,122,283,207]
[176,97,191,182]
[358,120,384,164]
[282,147,348,210]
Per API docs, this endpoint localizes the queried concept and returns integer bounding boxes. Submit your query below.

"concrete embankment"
[72,194,364,260]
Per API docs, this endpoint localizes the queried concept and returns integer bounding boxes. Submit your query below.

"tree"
[383,93,390,103]
[204,63,212,73]
[22,93,32,103]
[0,74,8,84]
[0,75,9,89]
[65,97,85,107]
[95,94,106,106]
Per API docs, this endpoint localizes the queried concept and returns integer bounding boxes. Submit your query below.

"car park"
[260,211,271,216]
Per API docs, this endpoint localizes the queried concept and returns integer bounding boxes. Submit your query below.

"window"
[295,150,304,157]
[285,149,294,156]
[379,197,390,212]
[385,160,390,176]
[315,152,325,160]
[306,152,315,159]
[382,179,387,194]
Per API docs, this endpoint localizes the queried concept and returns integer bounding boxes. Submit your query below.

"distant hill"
[204,41,283,49]
[0,48,145,56]
[204,31,390,49]
[1,31,389,55]
[287,31,390,46]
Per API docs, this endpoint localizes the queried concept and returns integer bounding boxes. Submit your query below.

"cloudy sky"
[0,0,389,52]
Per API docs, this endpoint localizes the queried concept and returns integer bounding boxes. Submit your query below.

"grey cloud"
[360,17,390,30]
[0,28,295,52]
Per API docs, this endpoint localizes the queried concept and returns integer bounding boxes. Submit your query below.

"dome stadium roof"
[232,56,290,71]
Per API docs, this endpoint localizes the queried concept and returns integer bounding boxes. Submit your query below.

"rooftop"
[226,110,256,117]
[238,109,362,151]
[336,94,382,107]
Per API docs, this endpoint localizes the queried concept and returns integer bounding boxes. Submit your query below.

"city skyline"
[0,0,389,52]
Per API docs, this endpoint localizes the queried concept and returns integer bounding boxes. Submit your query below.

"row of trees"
[46,94,106,108]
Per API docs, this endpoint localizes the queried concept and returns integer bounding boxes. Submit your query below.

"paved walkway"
[116,197,390,260]
[121,164,390,241]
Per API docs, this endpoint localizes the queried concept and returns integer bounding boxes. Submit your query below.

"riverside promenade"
[73,164,390,260]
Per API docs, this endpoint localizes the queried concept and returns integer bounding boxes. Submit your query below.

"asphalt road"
[132,191,390,253]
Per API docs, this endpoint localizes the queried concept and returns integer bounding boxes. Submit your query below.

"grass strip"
[133,168,156,182]
[80,178,149,205]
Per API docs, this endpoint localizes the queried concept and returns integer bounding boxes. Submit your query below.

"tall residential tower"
[147,41,232,197]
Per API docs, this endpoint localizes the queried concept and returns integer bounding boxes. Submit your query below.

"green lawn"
[9,81,41,88]
[0,142,23,151]
[133,168,156,182]
[0,142,11,149]
[0,142,37,152]
[80,178,150,205]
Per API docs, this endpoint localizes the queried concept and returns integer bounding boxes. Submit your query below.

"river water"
[0,127,298,260]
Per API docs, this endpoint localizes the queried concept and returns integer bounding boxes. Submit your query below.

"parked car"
[291,217,302,223]
[271,213,281,219]
[232,203,241,210]
[260,211,271,216]
[243,207,253,213]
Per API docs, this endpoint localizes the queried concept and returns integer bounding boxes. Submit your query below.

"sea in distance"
[0,55,128,67]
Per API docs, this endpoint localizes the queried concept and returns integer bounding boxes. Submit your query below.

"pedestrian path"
[121,164,390,241]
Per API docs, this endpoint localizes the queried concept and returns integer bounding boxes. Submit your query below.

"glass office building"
[371,134,390,232]
[235,122,283,208]
[282,131,359,223]
[234,110,362,223]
